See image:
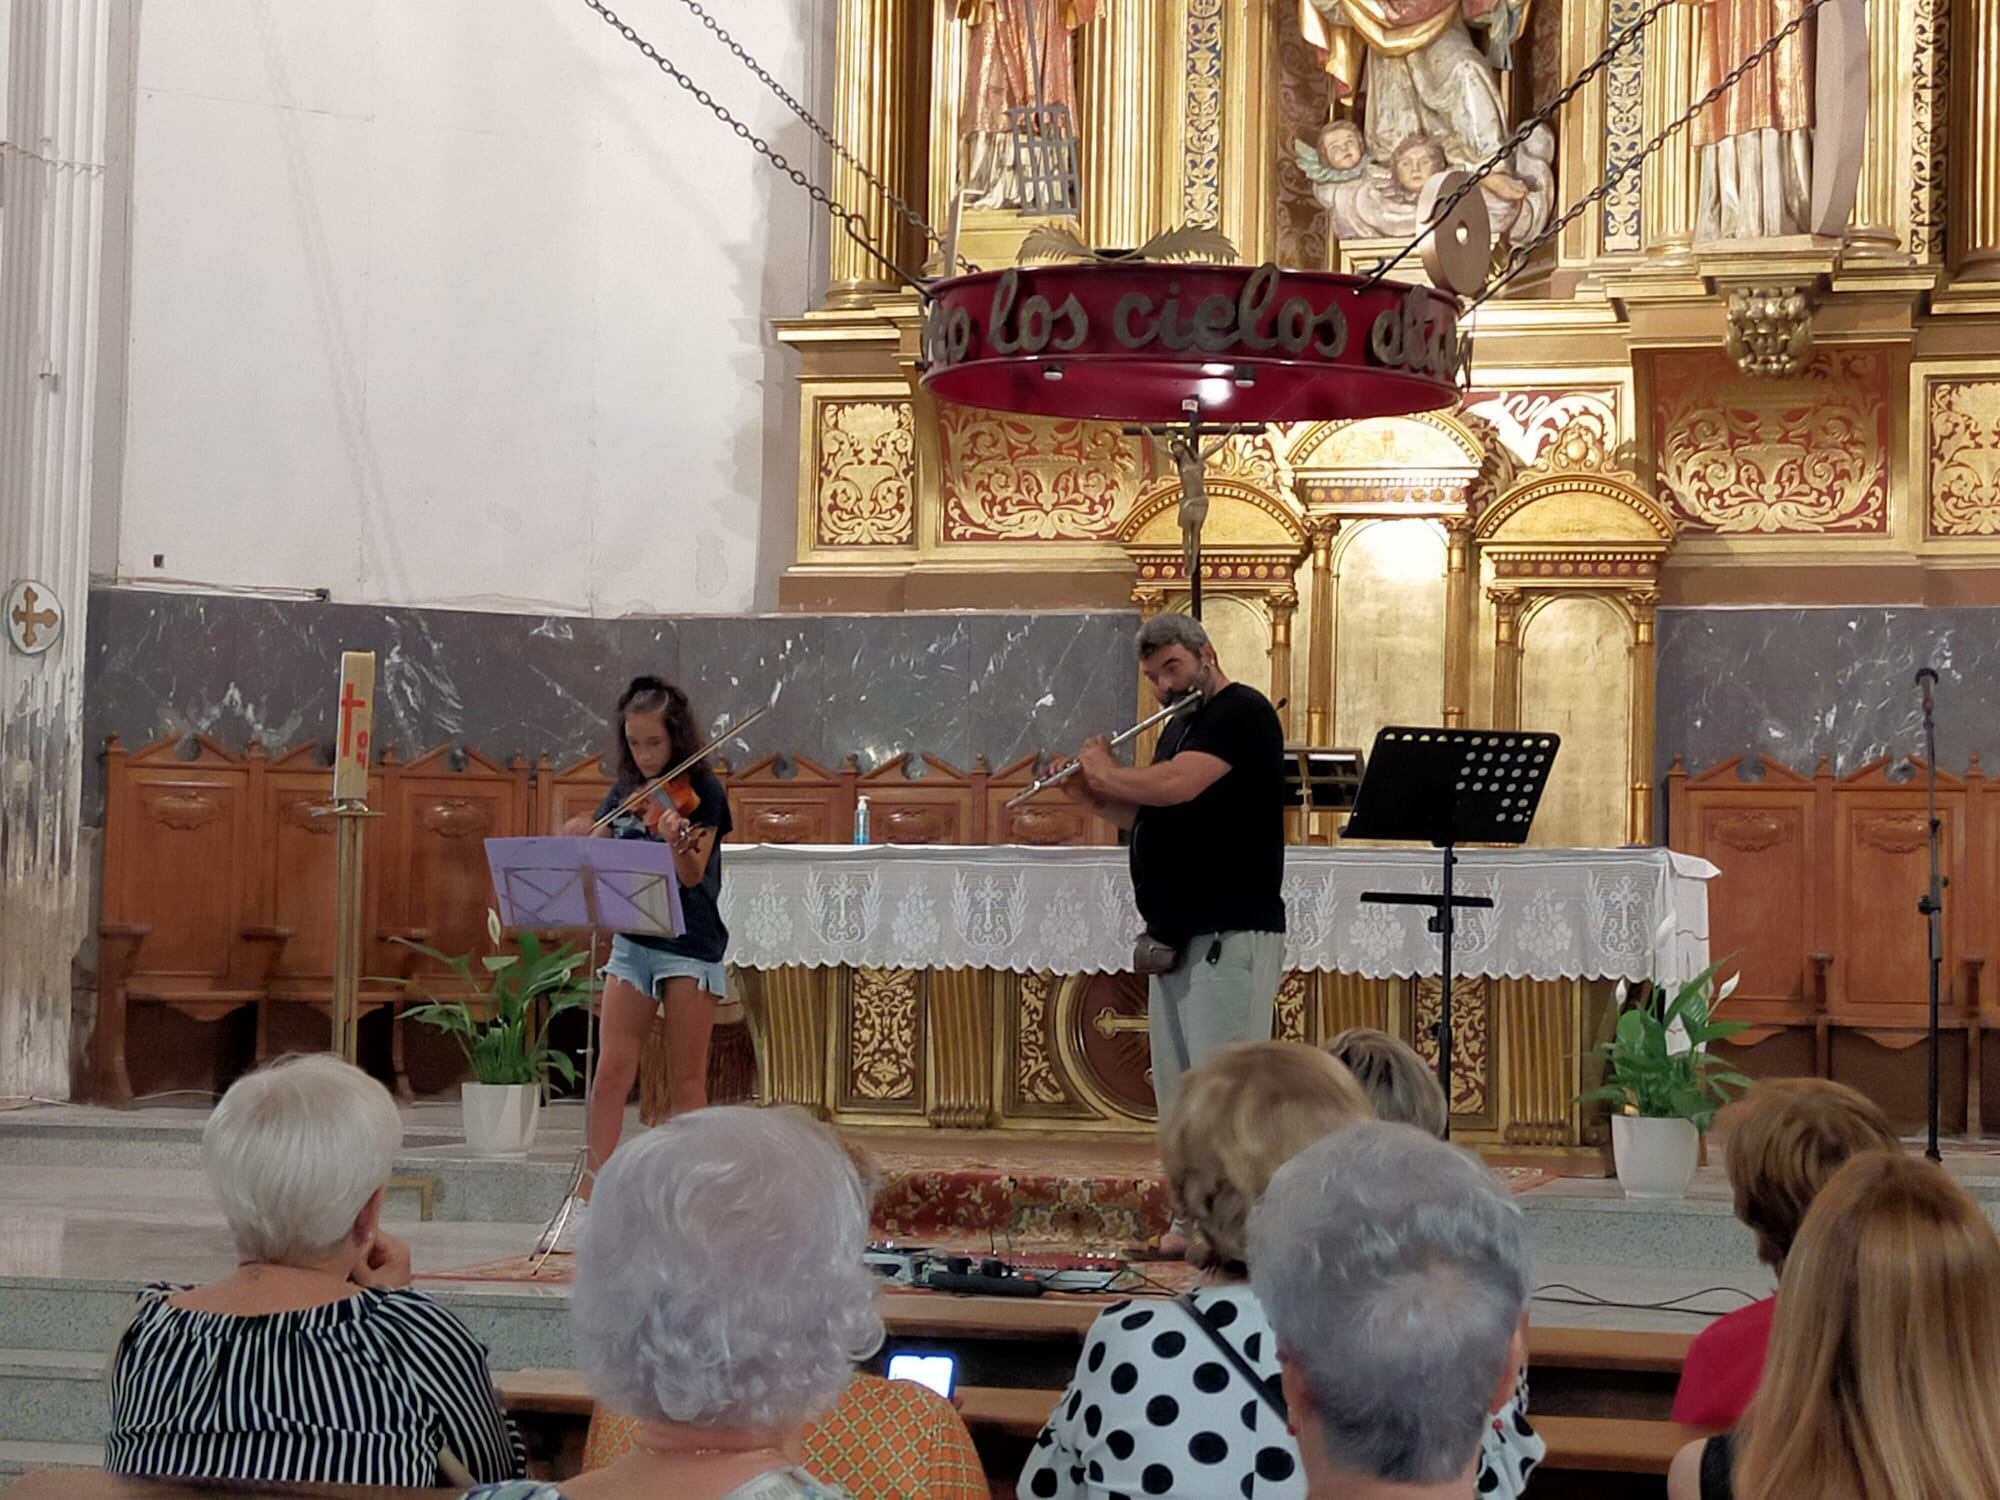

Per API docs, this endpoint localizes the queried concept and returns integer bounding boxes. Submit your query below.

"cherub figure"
[1294,118,1367,190]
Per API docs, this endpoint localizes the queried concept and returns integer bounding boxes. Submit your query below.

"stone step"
[0,1349,107,1446]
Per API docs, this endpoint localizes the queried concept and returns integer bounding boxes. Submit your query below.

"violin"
[590,682,783,845]
[638,773,702,852]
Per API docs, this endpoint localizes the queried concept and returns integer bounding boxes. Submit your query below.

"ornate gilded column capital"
[1133,586,1168,618]
[1486,585,1525,620]
[1267,587,1299,627]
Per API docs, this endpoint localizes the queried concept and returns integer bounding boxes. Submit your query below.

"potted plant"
[1581,963,1753,1199]
[383,911,595,1158]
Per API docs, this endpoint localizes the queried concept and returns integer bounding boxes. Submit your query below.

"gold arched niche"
[1287,411,1508,747]
[1473,419,1678,844]
[1119,477,1306,755]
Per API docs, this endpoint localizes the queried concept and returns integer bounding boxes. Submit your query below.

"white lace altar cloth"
[720,845,1714,983]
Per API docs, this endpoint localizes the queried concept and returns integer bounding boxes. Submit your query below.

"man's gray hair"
[202,1053,402,1265]
[1136,611,1209,660]
[573,1106,884,1430]
[1249,1122,1530,1487]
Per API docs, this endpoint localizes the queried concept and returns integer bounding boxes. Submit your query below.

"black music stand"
[1282,745,1366,819]
[1341,727,1559,1136]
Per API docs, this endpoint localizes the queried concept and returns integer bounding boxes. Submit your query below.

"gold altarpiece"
[760,0,2000,1150]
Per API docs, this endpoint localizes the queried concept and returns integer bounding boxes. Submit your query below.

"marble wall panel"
[81,589,1139,820]
[1656,607,2000,782]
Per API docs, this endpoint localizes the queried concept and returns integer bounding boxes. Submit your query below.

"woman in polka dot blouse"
[1019,1042,1543,1500]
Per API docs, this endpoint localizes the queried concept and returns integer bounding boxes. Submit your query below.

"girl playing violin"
[560,675,733,1224]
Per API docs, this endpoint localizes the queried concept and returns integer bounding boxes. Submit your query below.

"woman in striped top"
[106,1054,525,1487]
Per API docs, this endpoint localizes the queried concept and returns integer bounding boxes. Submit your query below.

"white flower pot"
[1611,1114,1699,1200]
[462,1082,541,1159]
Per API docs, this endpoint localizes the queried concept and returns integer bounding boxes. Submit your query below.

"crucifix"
[1124,402,1267,619]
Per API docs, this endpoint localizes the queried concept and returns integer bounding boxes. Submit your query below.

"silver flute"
[1004,692,1204,809]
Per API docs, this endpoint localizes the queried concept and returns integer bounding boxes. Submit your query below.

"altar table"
[719,845,1714,1152]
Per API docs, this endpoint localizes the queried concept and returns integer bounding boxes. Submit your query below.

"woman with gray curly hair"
[467,1105,884,1500]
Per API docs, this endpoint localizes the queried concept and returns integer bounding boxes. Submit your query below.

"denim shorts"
[600,934,728,1003]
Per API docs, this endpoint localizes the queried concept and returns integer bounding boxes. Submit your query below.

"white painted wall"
[112,0,829,614]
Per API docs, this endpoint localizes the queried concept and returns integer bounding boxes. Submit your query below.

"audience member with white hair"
[106,1054,524,1486]
[465,1104,884,1500]
[1249,1122,1534,1500]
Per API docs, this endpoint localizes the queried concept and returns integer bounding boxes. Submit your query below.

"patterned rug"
[425,1160,1554,1285]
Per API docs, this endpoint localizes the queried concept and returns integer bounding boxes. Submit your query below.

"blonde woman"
[1668,1150,2000,1500]
[1022,1042,1370,1500]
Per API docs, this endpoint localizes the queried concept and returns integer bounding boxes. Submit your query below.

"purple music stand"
[484,835,685,1270]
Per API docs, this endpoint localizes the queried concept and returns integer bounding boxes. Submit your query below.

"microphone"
[1916,666,1939,686]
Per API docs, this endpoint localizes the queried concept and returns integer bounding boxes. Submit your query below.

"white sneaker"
[534,1198,588,1256]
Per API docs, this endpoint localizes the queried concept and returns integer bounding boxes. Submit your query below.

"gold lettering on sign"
[816,400,916,547]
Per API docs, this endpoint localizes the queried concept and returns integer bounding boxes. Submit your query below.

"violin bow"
[590,682,783,834]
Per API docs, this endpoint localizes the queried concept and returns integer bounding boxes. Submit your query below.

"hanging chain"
[1468,0,1832,311]
[1363,0,1682,289]
[579,0,930,293]
[665,0,950,263]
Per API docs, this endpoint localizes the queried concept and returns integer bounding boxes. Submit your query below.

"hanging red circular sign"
[920,262,1463,425]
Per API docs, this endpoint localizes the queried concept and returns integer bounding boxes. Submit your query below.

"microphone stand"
[1917,666,1944,1164]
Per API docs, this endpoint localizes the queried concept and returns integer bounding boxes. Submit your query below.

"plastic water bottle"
[854,795,872,845]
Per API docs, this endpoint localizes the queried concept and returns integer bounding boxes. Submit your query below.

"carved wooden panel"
[1667,756,1821,1023]
[860,754,975,846]
[104,738,249,990]
[985,753,1118,846]
[260,744,382,992]
[1832,779,1965,1017]
[534,753,612,835]
[384,747,530,971]
[835,967,923,1112]
[721,752,853,846]
[1699,800,1815,1009]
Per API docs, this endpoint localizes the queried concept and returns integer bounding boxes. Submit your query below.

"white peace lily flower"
[1717,972,1741,1002]
[486,907,504,947]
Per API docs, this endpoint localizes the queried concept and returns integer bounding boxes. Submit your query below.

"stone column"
[1488,588,1524,730]
[1442,517,1473,728]
[826,0,932,305]
[1267,589,1296,738]
[1627,588,1660,843]
[1304,521,1337,745]
[1640,0,1698,257]
[1949,0,2000,280]
[1077,0,1163,251]
[1,0,115,1099]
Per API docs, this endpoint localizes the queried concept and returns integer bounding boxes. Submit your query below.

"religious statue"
[1686,0,1813,241]
[956,0,1101,212]
[1295,0,1554,249]
[1141,428,1232,585]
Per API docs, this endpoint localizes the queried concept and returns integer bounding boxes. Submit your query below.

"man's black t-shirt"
[593,766,732,963]
[1128,682,1286,949]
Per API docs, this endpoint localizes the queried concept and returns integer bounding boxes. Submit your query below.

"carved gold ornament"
[1723,285,1814,379]
[816,401,916,547]
[1928,379,2000,538]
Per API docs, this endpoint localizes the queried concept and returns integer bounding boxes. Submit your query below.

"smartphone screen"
[886,1351,957,1398]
